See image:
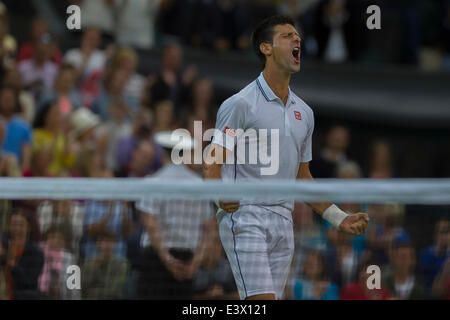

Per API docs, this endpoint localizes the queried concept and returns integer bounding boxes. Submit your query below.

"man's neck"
[262,66,291,105]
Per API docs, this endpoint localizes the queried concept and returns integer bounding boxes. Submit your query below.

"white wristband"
[322,204,349,229]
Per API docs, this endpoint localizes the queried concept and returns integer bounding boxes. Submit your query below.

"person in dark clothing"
[1,209,44,299]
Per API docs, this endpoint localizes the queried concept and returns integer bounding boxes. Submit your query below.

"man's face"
[266,24,301,73]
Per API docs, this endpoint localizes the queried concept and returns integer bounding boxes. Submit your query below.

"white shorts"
[217,205,294,299]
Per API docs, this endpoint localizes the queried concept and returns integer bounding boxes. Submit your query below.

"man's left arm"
[296,162,369,236]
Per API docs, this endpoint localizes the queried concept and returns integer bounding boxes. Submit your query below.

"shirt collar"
[256,72,296,105]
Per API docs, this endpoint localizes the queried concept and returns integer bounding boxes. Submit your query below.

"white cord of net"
[0,178,450,204]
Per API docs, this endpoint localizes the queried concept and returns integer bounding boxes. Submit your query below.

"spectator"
[16,17,62,65]
[115,140,157,178]
[69,107,100,157]
[2,210,44,299]
[37,200,85,261]
[152,100,176,133]
[186,78,217,132]
[32,99,75,177]
[367,140,395,178]
[0,84,32,172]
[196,0,251,51]
[0,117,20,177]
[92,67,139,122]
[340,253,390,300]
[81,200,133,260]
[193,220,238,299]
[18,33,59,101]
[432,258,450,299]
[80,0,116,45]
[115,108,163,174]
[43,64,82,116]
[81,228,129,299]
[64,26,106,108]
[327,232,360,288]
[135,131,215,299]
[419,219,450,291]
[293,249,339,300]
[115,0,161,50]
[382,242,426,300]
[310,125,350,178]
[2,67,35,124]
[38,224,80,300]
[150,42,196,110]
[109,47,146,104]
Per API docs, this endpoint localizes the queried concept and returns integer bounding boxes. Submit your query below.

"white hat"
[70,108,100,137]
[154,130,198,151]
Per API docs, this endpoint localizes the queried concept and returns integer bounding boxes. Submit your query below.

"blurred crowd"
[0,1,448,300]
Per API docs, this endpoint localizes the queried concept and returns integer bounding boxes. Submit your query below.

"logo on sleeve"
[223,126,236,137]
[294,111,302,120]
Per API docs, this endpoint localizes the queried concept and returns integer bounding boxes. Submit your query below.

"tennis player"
[203,15,369,300]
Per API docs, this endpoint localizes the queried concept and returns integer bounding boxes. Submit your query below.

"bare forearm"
[296,168,332,215]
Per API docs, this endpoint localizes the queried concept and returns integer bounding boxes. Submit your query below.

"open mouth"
[292,47,300,63]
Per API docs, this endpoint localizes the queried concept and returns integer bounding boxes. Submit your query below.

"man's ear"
[259,42,272,58]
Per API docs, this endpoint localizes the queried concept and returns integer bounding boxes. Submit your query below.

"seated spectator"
[432,258,450,299]
[70,107,100,156]
[150,43,196,111]
[0,117,20,177]
[92,67,139,122]
[293,249,339,300]
[310,125,350,178]
[37,200,85,261]
[0,84,31,172]
[115,140,157,178]
[16,17,62,65]
[32,99,75,177]
[18,33,59,101]
[419,219,450,292]
[340,253,390,300]
[326,232,360,288]
[2,67,35,124]
[365,204,407,268]
[152,100,176,133]
[115,109,162,174]
[193,220,238,299]
[109,47,146,103]
[81,200,133,260]
[2,209,44,299]
[367,140,395,178]
[186,78,217,132]
[64,26,106,108]
[42,64,82,116]
[382,241,426,300]
[38,225,80,300]
[81,228,129,300]
[71,147,112,179]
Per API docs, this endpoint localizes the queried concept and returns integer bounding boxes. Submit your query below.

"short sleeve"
[300,108,314,163]
[211,96,247,151]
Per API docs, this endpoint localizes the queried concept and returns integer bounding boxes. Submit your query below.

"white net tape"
[1,178,450,204]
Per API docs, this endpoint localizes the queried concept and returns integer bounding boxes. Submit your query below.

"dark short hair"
[251,15,296,67]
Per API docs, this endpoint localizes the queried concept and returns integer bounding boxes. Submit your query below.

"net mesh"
[0,178,449,300]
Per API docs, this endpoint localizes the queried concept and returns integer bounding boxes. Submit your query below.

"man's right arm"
[203,143,240,213]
